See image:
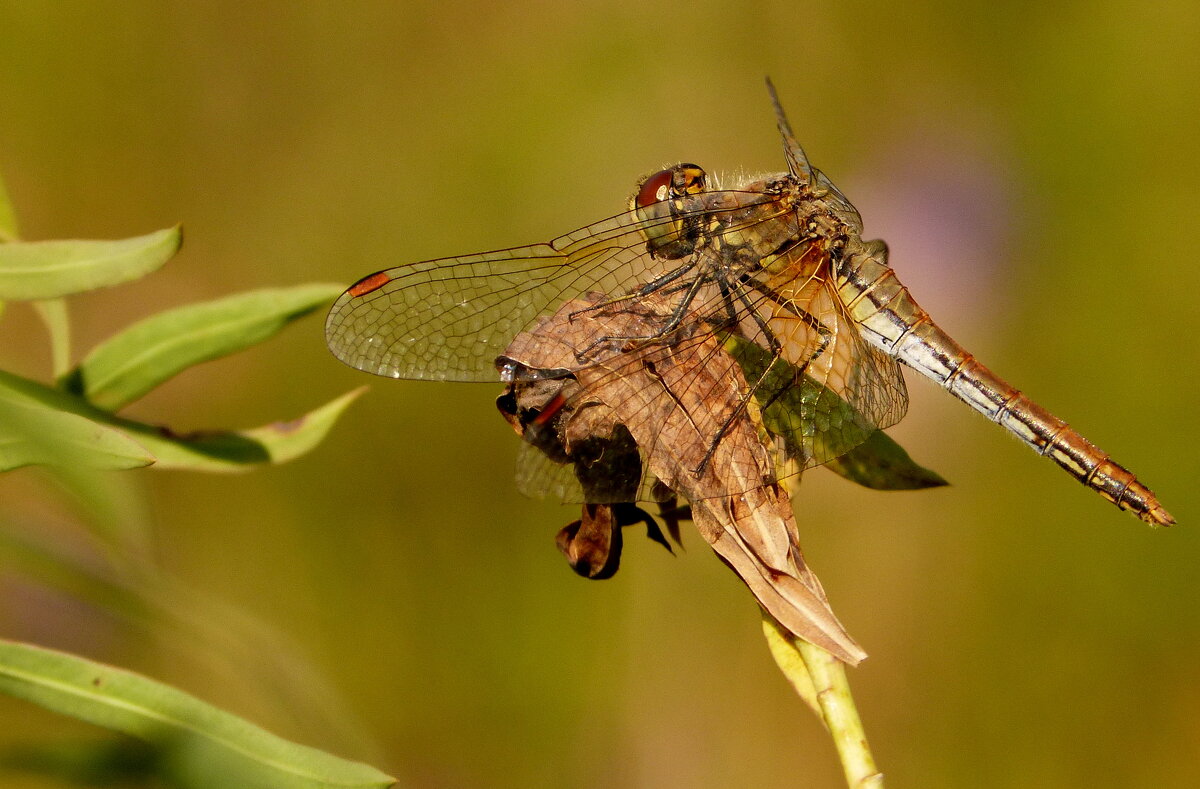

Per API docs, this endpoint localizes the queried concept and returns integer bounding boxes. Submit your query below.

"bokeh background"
[1,2,1198,787]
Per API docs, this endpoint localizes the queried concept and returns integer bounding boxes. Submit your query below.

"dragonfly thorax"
[698,172,854,276]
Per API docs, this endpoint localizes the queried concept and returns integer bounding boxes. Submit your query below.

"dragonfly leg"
[740,273,834,368]
[750,303,834,422]
[692,279,785,476]
[716,274,745,330]
[568,260,698,323]
[694,281,833,476]
[574,262,709,361]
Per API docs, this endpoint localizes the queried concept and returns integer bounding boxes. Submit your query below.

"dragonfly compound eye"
[633,164,708,209]
[634,169,675,208]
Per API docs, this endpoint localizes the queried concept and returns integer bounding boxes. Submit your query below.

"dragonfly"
[326,80,1173,527]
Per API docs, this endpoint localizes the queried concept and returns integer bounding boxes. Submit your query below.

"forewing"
[326,226,630,381]
[325,194,776,382]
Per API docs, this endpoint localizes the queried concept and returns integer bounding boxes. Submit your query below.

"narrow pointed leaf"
[0,375,153,471]
[761,612,822,722]
[132,387,365,471]
[722,333,946,490]
[0,640,396,789]
[0,400,153,471]
[0,226,181,300]
[64,283,344,410]
[0,369,361,472]
[32,298,72,379]
[722,334,875,465]
[824,429,949,490]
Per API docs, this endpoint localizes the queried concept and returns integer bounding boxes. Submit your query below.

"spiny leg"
[568,259,698,323]
[738,274,835,416]
[574,260,711,361]
[716,274,745,331]
[738,272,834,364]
[693,276,785,475]
[694,277,833,475]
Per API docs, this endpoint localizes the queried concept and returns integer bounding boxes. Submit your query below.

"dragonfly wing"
[732,253,908,468]
[511,426,675,504]
[325,198,748,381]
[808,285,909,463]
[498,269,908,504]
[325,187,797,382]
[328,243,609,382]
[497,358,671,504]
[513,438,586,502]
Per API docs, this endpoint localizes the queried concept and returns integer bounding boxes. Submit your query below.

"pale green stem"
[797,639,884,788]
[32,298,71,379]
[762,612,884,788]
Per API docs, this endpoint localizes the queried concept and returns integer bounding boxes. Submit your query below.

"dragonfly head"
[634,164,707,206]
[631,163,708,259]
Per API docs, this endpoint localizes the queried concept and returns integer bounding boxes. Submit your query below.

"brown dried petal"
[557,504,622,580]
[502,293,865,664]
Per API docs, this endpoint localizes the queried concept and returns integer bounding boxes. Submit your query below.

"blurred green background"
[1,2,1197,787]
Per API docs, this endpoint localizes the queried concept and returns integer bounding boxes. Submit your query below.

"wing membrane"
[499,282,908,503]
[328,177,910,503]
[325,191,780,382]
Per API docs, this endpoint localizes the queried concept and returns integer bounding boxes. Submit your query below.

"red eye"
[635,169,674,208]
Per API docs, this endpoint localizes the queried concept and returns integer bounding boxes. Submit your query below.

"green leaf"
[0,639,396,789]
[0,168,17,242]
[761,612,821,721]
[722,334,876,466]
[64,283,344,410]
[0,226,181,300]
[823,429,948,490]
[0,379,153,472]
[0,737,158,786]
[133,387,365,471]
[721,333,946,490]
[0,368,362,473]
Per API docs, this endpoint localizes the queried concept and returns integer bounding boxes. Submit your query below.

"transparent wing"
[329,178,907,502]
[325,191,779,382]
[501,281,908,505]
[512,426,673,504]
[720,241,908,469]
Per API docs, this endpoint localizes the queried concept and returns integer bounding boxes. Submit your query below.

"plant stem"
[32,298,71,379]
[762,612,884,788]
[797,639,883,788]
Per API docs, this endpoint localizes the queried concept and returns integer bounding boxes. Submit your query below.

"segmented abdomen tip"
[1142,504,1176,527]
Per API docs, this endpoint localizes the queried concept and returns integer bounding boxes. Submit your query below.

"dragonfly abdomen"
[835,243,1174,526]
[910,324,1172,526]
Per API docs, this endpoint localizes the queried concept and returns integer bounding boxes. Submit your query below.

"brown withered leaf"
[556,503,623,580]
[498,293,866,665]
[555,502,674,580]
[496,357,676,580]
